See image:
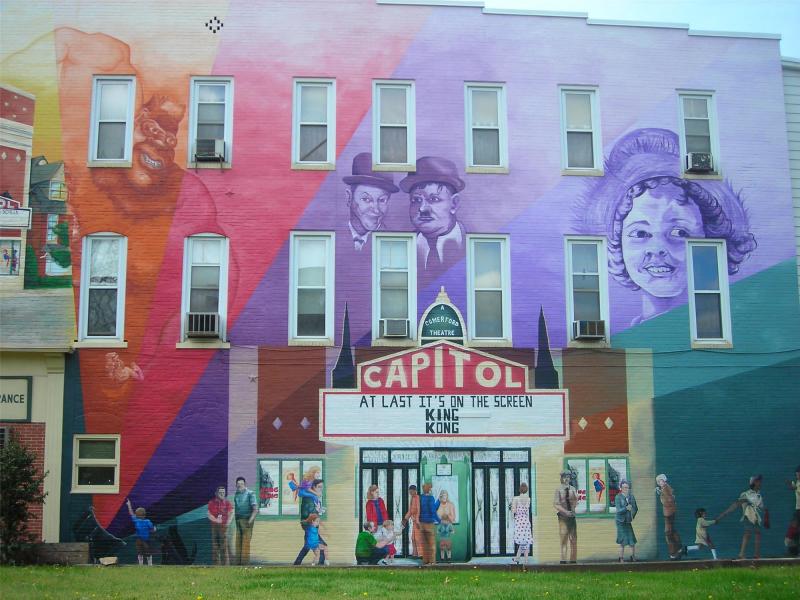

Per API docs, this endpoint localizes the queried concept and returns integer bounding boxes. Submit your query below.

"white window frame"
[677,91,720,176]
[559,86,602,173]
[372,233,417,343]
[46,214,59,243]
[564,237,610,344]
[466,235,512,344]
[372,80,416,170]
[464,83,508,172]
[71,434,121,494]
[188,77,234,166]
[78,233,127,341]
[289,232,335,344]
[89,76,136,165]
[292,79,336,169]
[180,234,230,342]
[687,239,731,345]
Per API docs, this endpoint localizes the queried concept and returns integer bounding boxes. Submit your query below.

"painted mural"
[1,0,798,566]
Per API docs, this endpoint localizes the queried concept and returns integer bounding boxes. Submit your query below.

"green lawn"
[1,564,798,599]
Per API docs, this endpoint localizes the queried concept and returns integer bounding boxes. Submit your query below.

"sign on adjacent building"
[0,377,32,421]
[320,341,567,440]
[0,195,32,228]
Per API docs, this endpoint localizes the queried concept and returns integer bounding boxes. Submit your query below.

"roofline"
[0,83,36,100]
[376,0,783,42]
[783,56,800,69]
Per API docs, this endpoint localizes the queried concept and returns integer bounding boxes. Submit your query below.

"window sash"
[72,435,120,492]
[467,85,505,167]
[374,236,415,336]
[688,241,730,342]
[468,237,509,341]
[291,234,333,339]
[566,239,607,337]
[46,214,59,242]
[679,93,717,170]
[190,79,233,162]
[91,78,134,161]
[81,235,125,339]
[374,83,414,165]
[561,89,598,170]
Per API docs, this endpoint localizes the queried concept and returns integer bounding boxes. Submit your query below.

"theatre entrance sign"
[320,341,568,440]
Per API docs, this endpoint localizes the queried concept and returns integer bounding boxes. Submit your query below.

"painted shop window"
[0,239,22,277]
[373,234,416,341]
[465,84,507,169]
[257,458,324,518]
[189,77,234,163]
[559,87,601,171]
[687,240,731,343]
[293,79,336,167]
[564,456,630,517]
[89,76,136,162]
[372,81,415,168]
[678,92,719,174]
[181,234,229,341]
[466,235,511,342]
[48,181,67,201]
[46,214,59,243]
[565,237,609,343]
[79,234,127,340]
[289,232,335,342]
[72,434,120,494]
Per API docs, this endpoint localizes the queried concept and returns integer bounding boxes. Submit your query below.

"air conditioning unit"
[380,318,409,338]
[195,139,225,162]
[187,312,220,338]
[686,152,713,173]
[572,320,606,340]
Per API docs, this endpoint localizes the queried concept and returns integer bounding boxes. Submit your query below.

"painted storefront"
[1,0,798,563]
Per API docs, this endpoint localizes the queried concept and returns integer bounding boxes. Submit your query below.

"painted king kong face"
[128,95,183,190]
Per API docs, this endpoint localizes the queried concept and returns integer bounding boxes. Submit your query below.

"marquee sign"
[0,195,32,228]
[320,341,568,440]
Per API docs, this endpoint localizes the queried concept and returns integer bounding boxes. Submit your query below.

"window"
[46,214,59,243]
[373,81,415,168]
[560,87,601,171]
[72,435,120,493]
[289,233,334,341]
[189,78,234,163]
[373,234,416,340]
[467,236,511,341]
[0,239,21,277]
[678,92,719,174]
[79,234,127,340]
[688,240,731,343]
[89,77,136,162]
[49,181,67,201]
[564,456,630,516]
[257,458,324,517]
[293,79,335,167]
[181,234,229,341]
[565,238,609,342]
[465,84,507,170]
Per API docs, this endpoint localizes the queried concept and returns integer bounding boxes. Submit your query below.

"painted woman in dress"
[592,472,606,504]
[436,490,456,524]
[511,482,533,567]
[614,480,638,562]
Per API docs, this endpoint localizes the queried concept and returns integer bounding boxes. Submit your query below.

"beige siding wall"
[783,61,800,299]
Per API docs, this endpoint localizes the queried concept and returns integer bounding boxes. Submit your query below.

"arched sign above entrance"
[418,287,465,345]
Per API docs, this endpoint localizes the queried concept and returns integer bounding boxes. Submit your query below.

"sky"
[487,0,800,58]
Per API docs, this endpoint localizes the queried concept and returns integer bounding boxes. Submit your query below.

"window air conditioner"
[195,139,225,162]
[572,320,606,340]
[187,312,220,338]
[380,318,409,338]
[686,152,713,173]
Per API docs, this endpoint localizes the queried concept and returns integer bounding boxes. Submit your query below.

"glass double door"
[360,464,419,557]
[472,463,530,557]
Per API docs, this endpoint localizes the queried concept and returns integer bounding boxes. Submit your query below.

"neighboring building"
[0,84,72,543]
[784,57,800,298]
[1,0,798,564]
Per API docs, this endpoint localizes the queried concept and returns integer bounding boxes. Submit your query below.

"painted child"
[785,517,799,557]
[286,472,300,501]
[126,498,156,566]
[375,519,399,563]
[437,515,455,561]
[304,514,328,565]
[694,508,721,560]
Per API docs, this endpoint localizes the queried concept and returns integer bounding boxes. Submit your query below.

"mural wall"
[2,0,798,564]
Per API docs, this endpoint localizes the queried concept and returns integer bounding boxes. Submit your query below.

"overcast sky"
[486,0,800,58]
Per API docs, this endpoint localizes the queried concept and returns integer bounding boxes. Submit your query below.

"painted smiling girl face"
[621,187,704,298]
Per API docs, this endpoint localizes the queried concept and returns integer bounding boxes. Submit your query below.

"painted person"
[575,128,756,324]
[614,480,638,562]
[233,476,258,565]
[720,474,768,560]
[592,472,606,504]
[785,465,800,522]
[343,152,398,251]
[655,474,686,559]
[126,498,155,566]
[206,485,233,565]
[553,471,578,564]
[303,514,328,566]
[436,489,456,524]
[402,484,423,558]
[437,515,455,562]
[399,156,466,269]
[355,521,390,565]
[694,507,722,560]
[511,482,533,567]
[293,479,327,565]
[418,482,441,565]
[365,484,389,526]
[375,519,399,564]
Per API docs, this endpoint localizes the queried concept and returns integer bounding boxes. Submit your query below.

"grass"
[1,564,798,599]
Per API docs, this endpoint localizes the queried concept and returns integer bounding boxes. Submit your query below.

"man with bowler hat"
[399,156,466,268]
[343,152,399,250]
